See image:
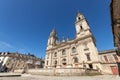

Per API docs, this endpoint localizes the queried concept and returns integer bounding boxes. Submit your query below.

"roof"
[99,49,116,54]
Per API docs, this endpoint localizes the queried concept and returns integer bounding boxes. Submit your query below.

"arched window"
[62,58,67,66]
[62,49,66,55]
[73,57,78,63]
[62,58,66,63]
[54,60,57,65]
[78,17,81,20]
[54,52,57,57]
[62,58,66,61]
[54,60,57,68]
[72,47,76,53]
[80,26,83,30]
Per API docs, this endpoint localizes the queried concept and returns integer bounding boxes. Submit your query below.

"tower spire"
[50,28,56,37]
[47,28,59,50]
[75,12,91,38]
[75,11,84,23]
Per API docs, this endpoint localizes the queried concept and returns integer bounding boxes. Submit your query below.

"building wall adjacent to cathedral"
[0,52,44,72]
[45,12,101,71]
[99,49,120,75]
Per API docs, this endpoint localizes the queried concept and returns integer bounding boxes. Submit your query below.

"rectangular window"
[104,56,109,63]
[113,54,119,62]
[89,64,93,69]
[86,54,91,61]
[80,26,83,30]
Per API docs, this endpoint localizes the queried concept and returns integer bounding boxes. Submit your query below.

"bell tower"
[75,12,91,38]
[47,28,58,50]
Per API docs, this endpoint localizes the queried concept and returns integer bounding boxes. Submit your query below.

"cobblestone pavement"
[0,74,120,80]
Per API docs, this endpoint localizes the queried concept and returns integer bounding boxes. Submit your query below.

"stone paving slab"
[0,74,120,80]
[0,73,21,77]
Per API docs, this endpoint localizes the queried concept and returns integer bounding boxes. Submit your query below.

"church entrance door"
[63,63,66,68]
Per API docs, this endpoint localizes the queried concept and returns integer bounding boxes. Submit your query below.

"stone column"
[57,50,61,68]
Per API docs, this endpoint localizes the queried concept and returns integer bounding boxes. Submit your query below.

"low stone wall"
[14,69,24,73]
[14,68,101,76]
[27,68,86,76]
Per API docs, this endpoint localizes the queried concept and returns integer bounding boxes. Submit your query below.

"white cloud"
[0,41,13,48]
[0,41,28,53]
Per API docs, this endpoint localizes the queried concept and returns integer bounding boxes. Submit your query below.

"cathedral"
[44,12,101,70]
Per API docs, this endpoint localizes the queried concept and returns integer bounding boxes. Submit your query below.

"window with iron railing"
[73,57,78,63]
[113,54,119,62]
[104,55,109,63]
[72,47,76,53]
[62,49,66,55]
[86,53,91,61]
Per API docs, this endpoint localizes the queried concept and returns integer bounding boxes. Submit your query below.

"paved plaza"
[0,74,120,80]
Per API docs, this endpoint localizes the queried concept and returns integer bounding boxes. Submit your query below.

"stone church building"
[45,12,101,70]
[44,12,120,75]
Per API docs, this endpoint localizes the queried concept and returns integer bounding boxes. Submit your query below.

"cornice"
[46,34,93,52]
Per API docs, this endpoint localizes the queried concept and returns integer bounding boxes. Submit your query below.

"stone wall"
[14,69,24,73]
[99,49,120,75]
[14,68,102,76]
[101,63,118,74]
[27,68,86,76]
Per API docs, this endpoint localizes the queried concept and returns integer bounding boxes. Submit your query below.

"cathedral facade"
[45,12,101,70]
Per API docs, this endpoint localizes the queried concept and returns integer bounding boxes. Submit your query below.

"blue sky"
[0,0,113,58]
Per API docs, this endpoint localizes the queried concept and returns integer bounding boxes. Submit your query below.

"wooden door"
[111,66,118,75]
[63,63,66,68]
[75,64,78,68]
